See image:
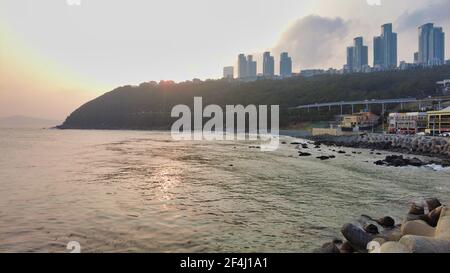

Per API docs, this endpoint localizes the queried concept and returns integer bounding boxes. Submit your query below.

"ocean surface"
[0,128,449,253]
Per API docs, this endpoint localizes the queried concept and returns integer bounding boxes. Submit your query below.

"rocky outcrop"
[312,134,450,160]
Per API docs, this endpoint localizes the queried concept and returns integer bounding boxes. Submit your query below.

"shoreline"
[304,133,450,165]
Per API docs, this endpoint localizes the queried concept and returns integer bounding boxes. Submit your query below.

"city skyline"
[1,0,450,119]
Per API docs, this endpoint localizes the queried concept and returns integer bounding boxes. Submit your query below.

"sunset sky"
[1,0,449,120]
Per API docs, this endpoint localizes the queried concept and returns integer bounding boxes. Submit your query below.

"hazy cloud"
[397,0,450,31]
[272,15,354,70]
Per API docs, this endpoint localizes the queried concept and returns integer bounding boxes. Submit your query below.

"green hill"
[59,65,450,130]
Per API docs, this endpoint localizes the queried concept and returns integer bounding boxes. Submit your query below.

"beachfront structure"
[388,112,427,134]
[340,111,379,132]
[426,107,450,135]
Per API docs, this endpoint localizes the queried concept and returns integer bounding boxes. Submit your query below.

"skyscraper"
[223,66,234,79]
[419,23,445,66]
[346,47,354,72]
[352,37,368,72]
[431,27,445,65]
[280,52,292,78]
[373,23,397,69]
[263,52,275,77]
[238,54,248,79]
[382,23,398,68]
[373,36,384,68]
[247,55,257,78]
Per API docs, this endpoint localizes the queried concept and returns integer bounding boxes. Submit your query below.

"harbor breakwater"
[311,133,450,160]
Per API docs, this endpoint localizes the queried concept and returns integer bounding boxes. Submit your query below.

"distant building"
[436,79,450,95]
[373,36,384,67]
[349,37,368,72]
[238,54,248,79]
[418,23,445,66]
[280,52,292,78]
[247,55,257,78]
[346,47,354,72]
[263,52,275,77]
[388,112,427,134]
[426,107,450,135]
[373,23,397,69]
[340,111,379,132]
[446,60,450,65]
[414,52,419,64]
[223,66,234,79]
[300,69,325,77]
[399,61,415,70]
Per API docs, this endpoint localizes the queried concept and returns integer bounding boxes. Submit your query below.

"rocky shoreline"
[309,133,450,165]
[316,198,450,253]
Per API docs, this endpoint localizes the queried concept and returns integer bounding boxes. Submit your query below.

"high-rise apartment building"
[247,55,257,78]
[238,54,248,79]
[263,52,275,77]
[373,23,397,69]
[223,66,234,79]
[351,37,368,72]
[280,52,292,78]
[418,23,445,66]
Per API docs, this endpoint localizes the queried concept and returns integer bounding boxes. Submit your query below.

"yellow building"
[340,111,379,132]
[426,107,450,135]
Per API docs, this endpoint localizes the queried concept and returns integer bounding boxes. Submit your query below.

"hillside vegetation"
[59,65,450,130]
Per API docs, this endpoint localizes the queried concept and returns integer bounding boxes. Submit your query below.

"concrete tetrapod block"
[379,242,411,253]
[399,235,450,253]
[401,220,436,237]
[436,206,450,240]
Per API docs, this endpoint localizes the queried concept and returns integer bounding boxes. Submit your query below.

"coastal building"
[418,23,445,66]
[223,66,234,79]
[263,51,275,77]
[388,112,427,134]
[426,107,450,135]
[280,52,292,78]
[340,111,379,132]
[373,23,398,69]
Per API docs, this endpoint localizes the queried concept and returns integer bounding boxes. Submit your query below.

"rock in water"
[314,240,341,253]
[341,223,373,251]
[364,224,379,235]
[426,198,442,212]
[378,216,396,228]
[362,215,395,228]
[339,241,354,253]
[426,206,443,228]
[409,203,425,215]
